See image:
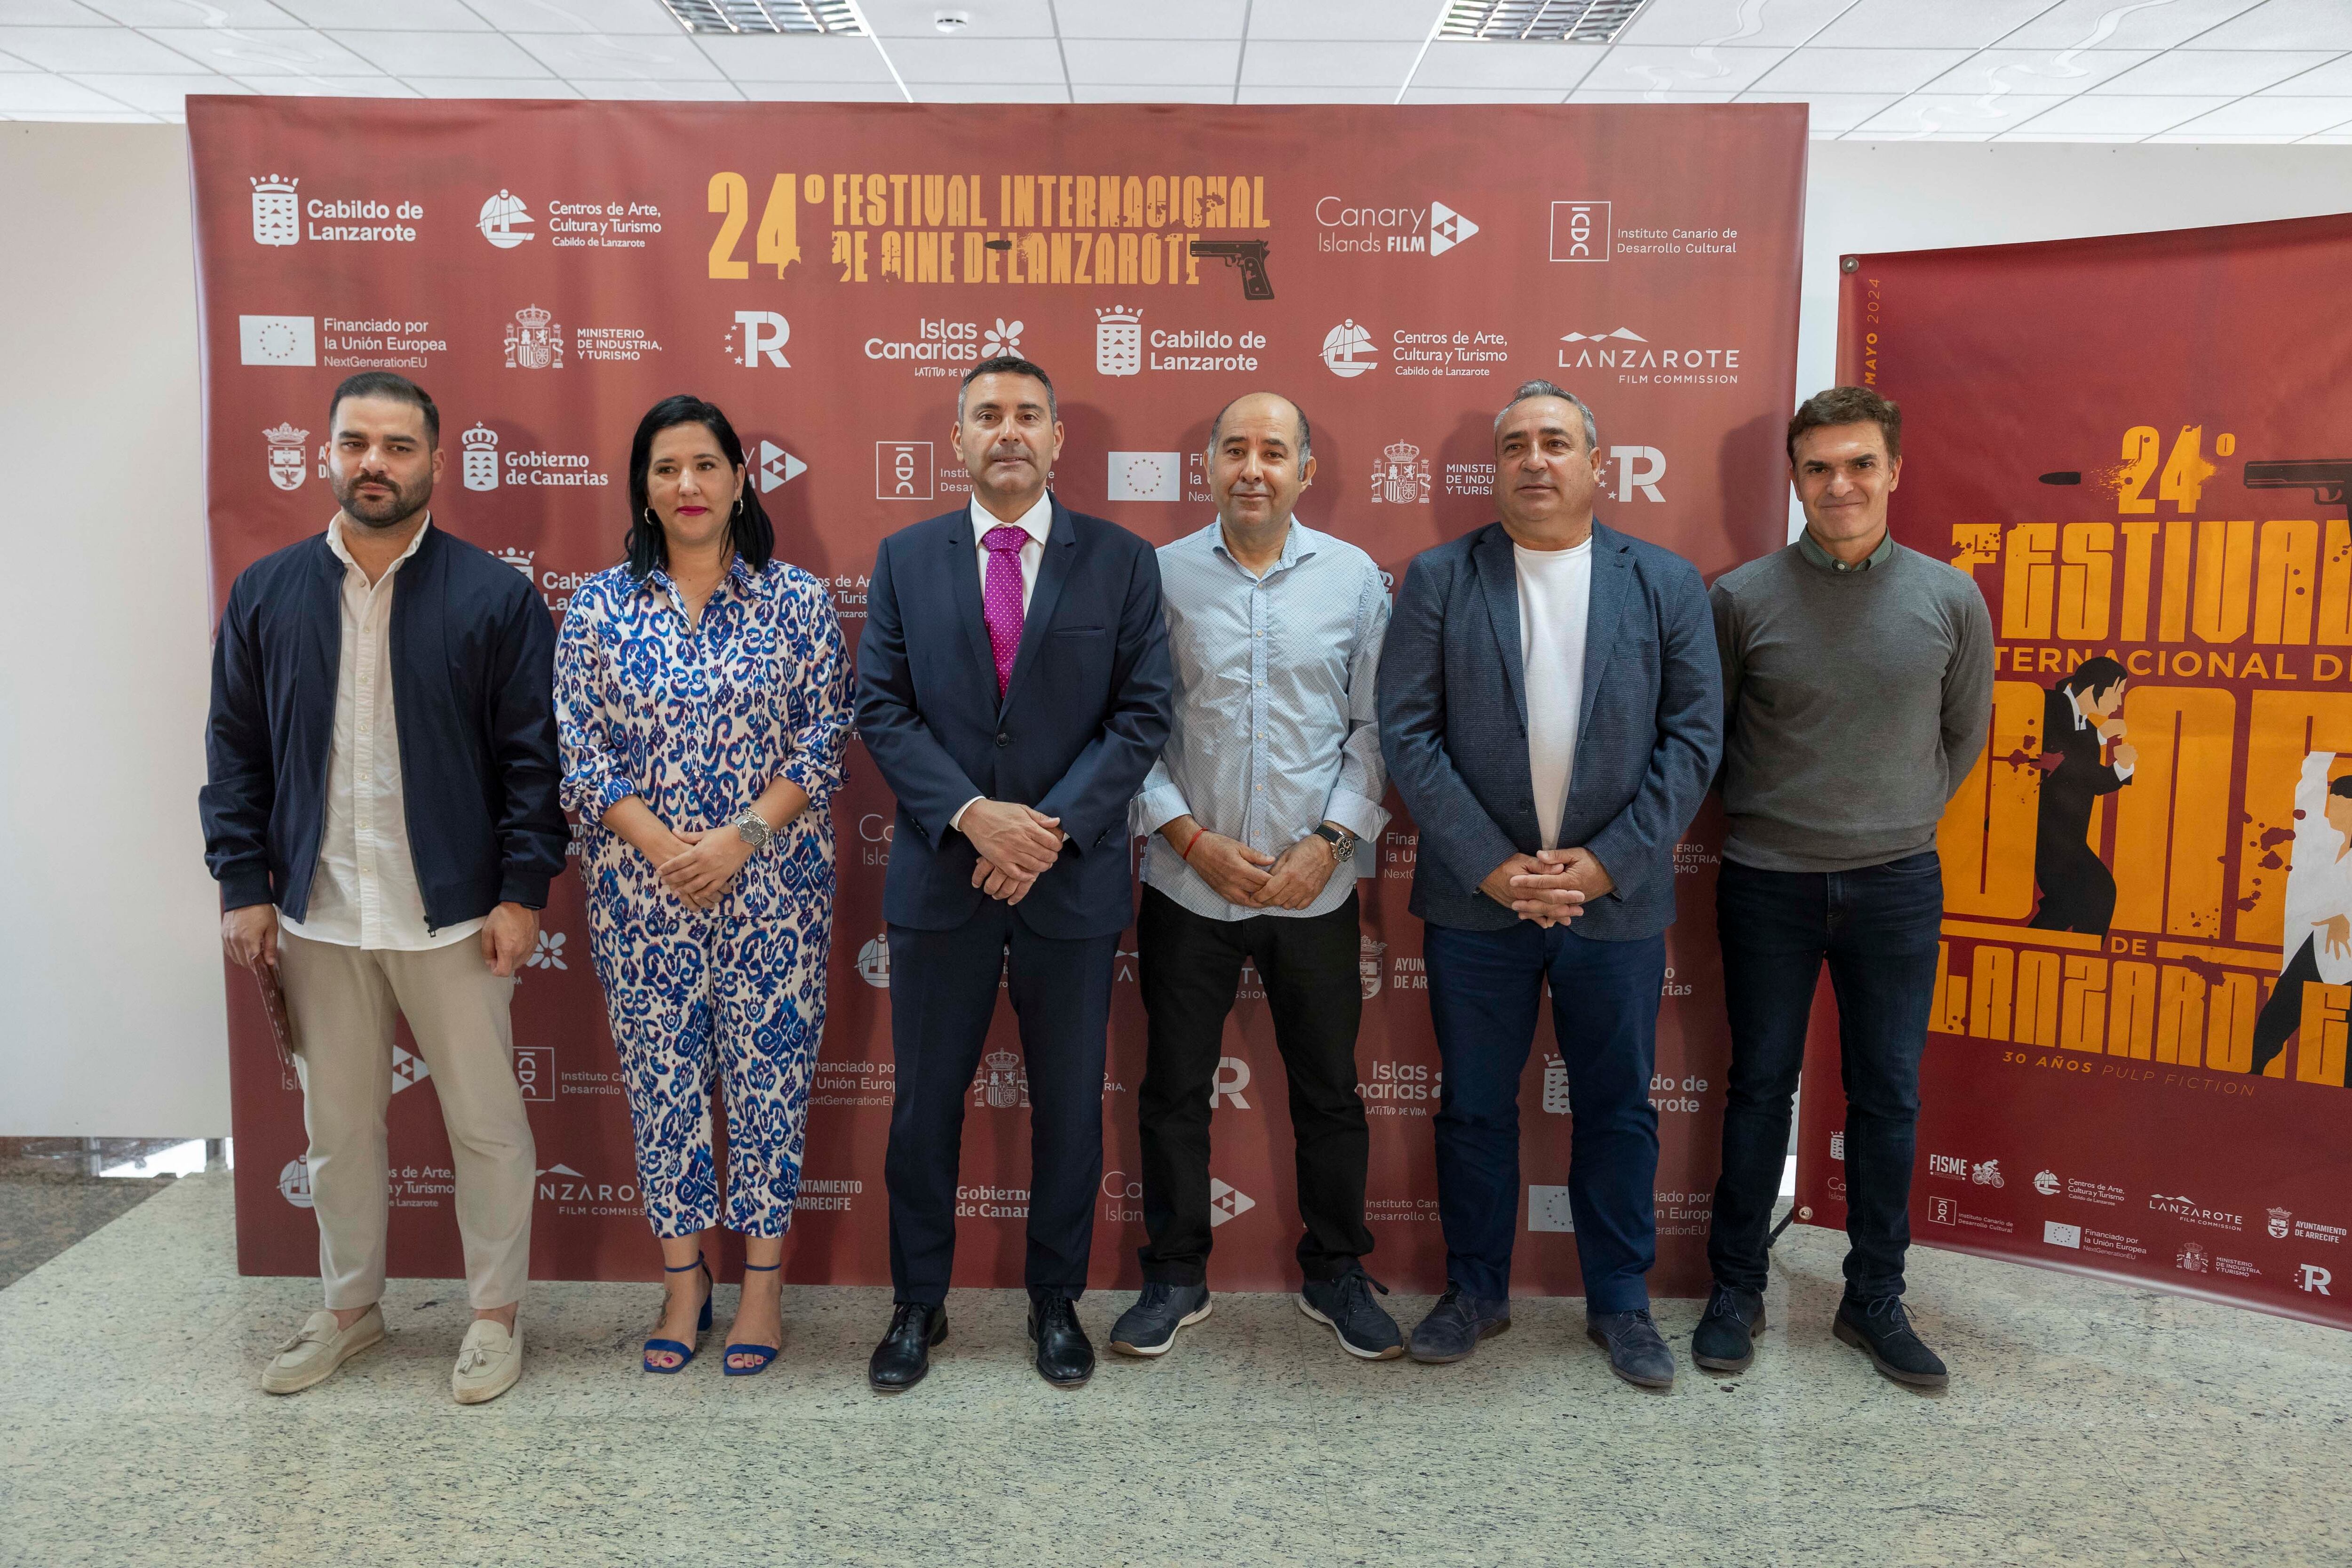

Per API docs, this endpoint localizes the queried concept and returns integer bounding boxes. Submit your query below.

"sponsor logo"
[1549,200,1611,262]
[876,441,934,501]
[503,305,564,370]
[1209,1056,1251,1110]
[1527,1184,1575,1233]
[1972,1160,2005,1188]
[461,423,607,492]
[972,1048,1031,1110]
[2269,1207,2292,1239]
[2149,1193,2243,1232]
[513,1045,555,1103]
[2299,1264,2334,1295]
[2044,1221,2082,1249]
[1369,441,1431,505]
[251,175,300,246]
[278,1155,314,1208]
[1542,1057,1571,1114]
[535,1161,640,1214]
[729,310,792,368]
[1827,1174,1846,1198]
[855,932,890,988]
[1359,934,1386,999]
[1321,319,1377,378]
[1928,1196,1956,1226]
[1101,1170,1143,1223]
[1605,446,1668,503]
[2296,1217,2346,1244]
[391,1044,430,1094]
[2034,1169,2060,1195]
[755,439,806,493]
[1108,451,1183,502]
[524,930,568,971]
[1208,1177,1255,1227]
[2177,1242,2209,1273]
[798,1177,860,1213]
[1829,1132,1844,1162]
[1928,1154,1969,1181]
[545,196,665,250]
[955,1183,1030,1219]
[1312,196,1478,257]
[479,190,533,248]
[463,424,501,492]
[239,315,316,367]
[982,317,1023,356]
[864,317,988,372]
[1360,1059,1435,1111]
[1096,306,1143,376]
[1557,327,1741,386]
[265,423,308,491]
[494,546,534,580]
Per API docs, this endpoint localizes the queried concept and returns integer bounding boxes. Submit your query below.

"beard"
[333,468,430,528]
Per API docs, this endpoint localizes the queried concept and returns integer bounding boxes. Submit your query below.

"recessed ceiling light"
[658,0,867,33]
[1439,0,1652,42]
[934,9,969,32]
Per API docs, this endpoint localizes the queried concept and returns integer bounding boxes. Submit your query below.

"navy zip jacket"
[201,523,566,929]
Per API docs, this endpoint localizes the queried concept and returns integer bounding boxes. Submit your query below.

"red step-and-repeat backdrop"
[191,97,1804,1293]
[1800,214,2352,1330]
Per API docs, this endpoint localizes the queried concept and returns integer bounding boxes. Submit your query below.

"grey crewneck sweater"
[1709,536,1993,873]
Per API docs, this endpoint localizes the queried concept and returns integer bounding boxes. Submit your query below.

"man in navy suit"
[855,355,1173,1392]
[1378,381,1720,1389]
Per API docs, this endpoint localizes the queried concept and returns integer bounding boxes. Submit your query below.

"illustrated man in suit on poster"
[2028,657,2133,936]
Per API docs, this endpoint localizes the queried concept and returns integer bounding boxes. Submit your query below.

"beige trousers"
[278,930,535,1310]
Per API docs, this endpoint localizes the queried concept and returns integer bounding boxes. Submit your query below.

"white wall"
[2,126,2349,1135]
[0,122,227,1136]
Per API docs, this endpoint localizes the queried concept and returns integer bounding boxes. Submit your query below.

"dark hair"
[2061,656,2130,699]
[1208,392,1312,461]
[328,372,438,446]
[959,355,1057,421]
[624,395,772,581]
[2330,775,2352,802]
[1788,385,1900,464]
[1494,379,1597,452]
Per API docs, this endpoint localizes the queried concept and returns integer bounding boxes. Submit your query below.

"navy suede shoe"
[1586,1308,1676,1390]
[1406,1283,1511,1364]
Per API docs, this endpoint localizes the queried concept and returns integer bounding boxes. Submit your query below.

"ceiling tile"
[0,0,114,21]
[146,26,379,73]
[1567,88,1739,102]
[1809,0,2059,48]
[697,33,894,82]
[1756,91,1896,130]
[1857,93,2069,135]
[883,35,1063,83]
[231,73,417,94]
[6,106,157,118]
[2254,52,2352,92]
[909,81,1068,101]
[465,0,684,32]
[270,0,491,26]
[1399,85,1567,102]
[735,80,908,99]
[77,0,303,23]
[2162,94,2352,133]
[1248,0,1438,42]
[561,78,743,97]
[1064,40,1237,86]
[2093,47,2340,94]
[0,72,143,109]
[0,54,36,70]
[1995,129,2150,141]
[1055,0,1248,39]
[516,30,723,78]
[1239,40,1421,87]
[1999,0,2265,50]
[1234,84,1395,103]
[1619,0,1860,48]
[1070,83,1236,101]
[860,0,1056,37]
[62,71,238,109]
[2182,0,2352,49]
[402,75,582,96]
[1408,40,1602,90]
[2016,94,2234,133]
[1574,43,1785,94]
[1750,47,1973,93]
[328,30,551,76]
[0,24,204,71]
[1922,47,2155,95]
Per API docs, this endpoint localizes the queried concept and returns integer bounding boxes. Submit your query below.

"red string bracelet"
[1182,826,1208,862]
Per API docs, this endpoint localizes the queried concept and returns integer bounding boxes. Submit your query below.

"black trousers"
[2252,934,2322,1075]
[1135,885,1374,1286]
[883,903,1118,1306]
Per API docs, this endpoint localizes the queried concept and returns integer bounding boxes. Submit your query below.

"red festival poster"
[191,99,1803,1292]
[1803,215,2352,1329]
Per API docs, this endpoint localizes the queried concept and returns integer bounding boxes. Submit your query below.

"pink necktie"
[981,525,1027,697]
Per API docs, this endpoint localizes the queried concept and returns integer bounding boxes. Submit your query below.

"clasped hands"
[1480,846,1613,927]
[965,798,1066,906]
[1174,818,1339,911]
[650,824,756,910]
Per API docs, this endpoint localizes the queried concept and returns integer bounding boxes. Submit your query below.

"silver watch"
[731,810,774,853]
[1311,823,1355,862]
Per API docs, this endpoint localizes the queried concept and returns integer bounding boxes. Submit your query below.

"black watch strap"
[1311,823,1354,861]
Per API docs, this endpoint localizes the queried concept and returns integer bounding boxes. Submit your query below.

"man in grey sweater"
[1693,385,1992,1390]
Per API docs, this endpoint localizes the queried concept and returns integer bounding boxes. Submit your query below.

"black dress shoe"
[1834,1293,1948,1389]
[1691,1283,1766,1373]
[867,1303,946,1393]
[1026,1293,1095,1388]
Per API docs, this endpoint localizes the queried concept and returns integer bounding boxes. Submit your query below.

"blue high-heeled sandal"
[723,1261,782,1377]
[643,1253,714,1374]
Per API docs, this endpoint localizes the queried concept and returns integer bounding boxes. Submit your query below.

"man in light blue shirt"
[1109,391,1400,1362]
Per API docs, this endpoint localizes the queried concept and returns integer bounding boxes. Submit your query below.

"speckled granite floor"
[1,1173,2346,1568]
[0,1140,178,1290]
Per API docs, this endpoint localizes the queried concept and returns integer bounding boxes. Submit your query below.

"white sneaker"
[452,1318,523,1405]
[262,1305,384,1395]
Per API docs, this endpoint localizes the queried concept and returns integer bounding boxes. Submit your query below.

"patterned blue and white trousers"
[580,823,833,1238]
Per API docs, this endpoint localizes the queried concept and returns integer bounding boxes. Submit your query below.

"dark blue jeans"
[1708,851,1943,1302]
[1424,919,1665,1313]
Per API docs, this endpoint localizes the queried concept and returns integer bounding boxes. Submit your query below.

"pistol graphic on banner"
[2244,458,2352,522]
[1190,239,1274,300]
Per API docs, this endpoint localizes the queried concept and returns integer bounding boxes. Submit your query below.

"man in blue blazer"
[855,355,1173,1392]
[1378,380,1721,1389]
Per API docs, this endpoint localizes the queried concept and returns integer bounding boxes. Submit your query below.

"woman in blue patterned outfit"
[555,395,852,1377]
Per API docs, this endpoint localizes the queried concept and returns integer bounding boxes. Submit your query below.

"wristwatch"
[731,809,774,853]
[1311,823,1355,863]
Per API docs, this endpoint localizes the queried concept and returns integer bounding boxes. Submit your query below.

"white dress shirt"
[952,492,1056,833]
[280,514,485,951]
[1517,537,1594,851]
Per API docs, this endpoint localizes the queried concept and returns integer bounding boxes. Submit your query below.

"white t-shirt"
[1516,537,1594,850]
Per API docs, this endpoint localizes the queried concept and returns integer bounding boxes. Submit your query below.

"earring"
[644,507,659,530]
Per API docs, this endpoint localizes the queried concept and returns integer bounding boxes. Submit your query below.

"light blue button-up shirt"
[1133,517,1391,921]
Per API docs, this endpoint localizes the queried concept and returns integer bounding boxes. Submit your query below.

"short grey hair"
[1493,380,1598,453]
[1207,391,1311,462]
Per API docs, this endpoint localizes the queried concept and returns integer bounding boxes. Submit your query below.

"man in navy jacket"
[1378,381,1720,1389]
[202,373,563,1406]
[856,356,1173,1391]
